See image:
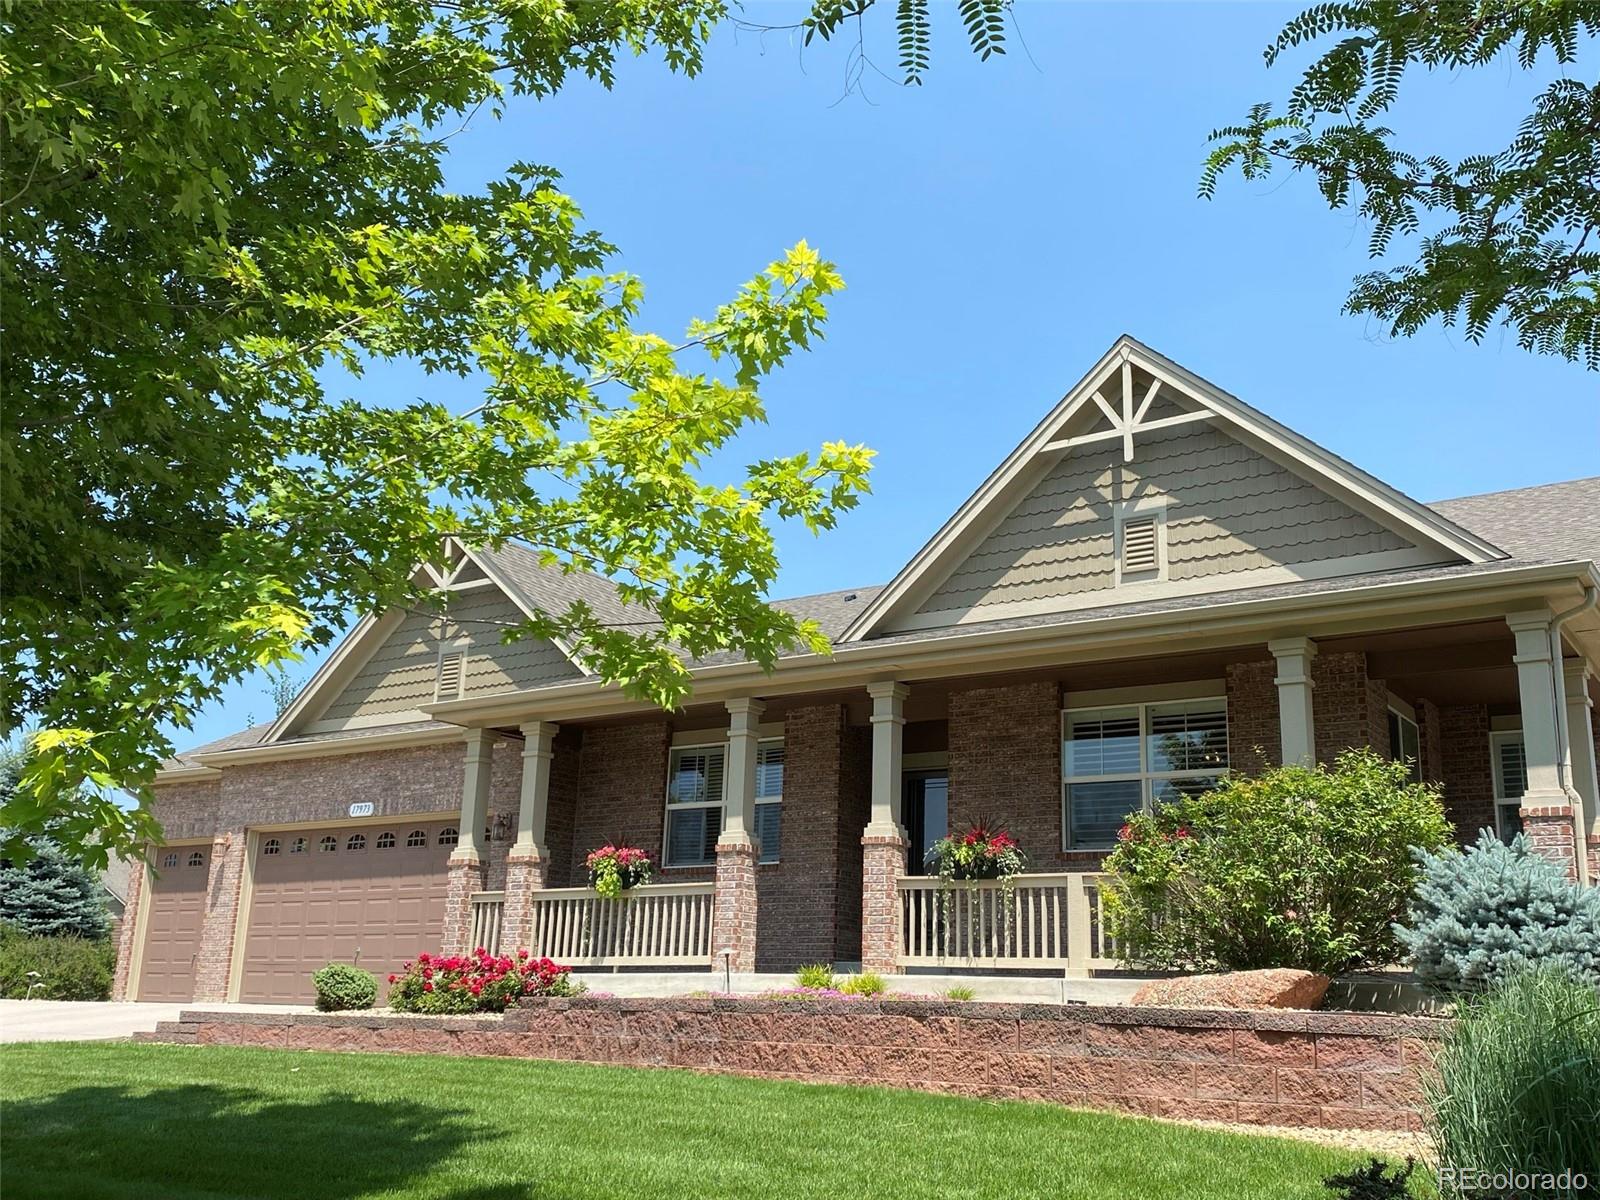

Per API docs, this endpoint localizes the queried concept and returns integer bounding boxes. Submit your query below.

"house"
[112,338,1600,1005]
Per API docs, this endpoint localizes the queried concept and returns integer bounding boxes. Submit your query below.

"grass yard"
[3,1042,1392,1200]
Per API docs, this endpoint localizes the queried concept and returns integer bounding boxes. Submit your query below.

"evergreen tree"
[0,750,111,939]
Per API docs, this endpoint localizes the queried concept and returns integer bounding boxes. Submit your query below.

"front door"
[902,771,948,876]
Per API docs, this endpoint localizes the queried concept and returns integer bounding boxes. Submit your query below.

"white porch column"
[865,681,910,837]
[1563,660,1596,886]
[1268,637,1318,766]
[1507,610,1580,879]
[719,698,765,851]
[861,681,909,974]
[457,727,496,861]
[514,721,559,858]
[444,727,496,951]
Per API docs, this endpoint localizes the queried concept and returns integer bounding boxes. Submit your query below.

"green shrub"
[0,924,114,1000]
[839,971,886,997]
[1396,830,1600,994]
[311,962,377,1011]
[794,963,835,990]
[943,984,977,1002]
[1102,750,1451,975]
[1426,967,1599,1199]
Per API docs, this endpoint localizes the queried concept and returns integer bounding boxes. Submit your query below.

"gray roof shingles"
[165,477,1599,766]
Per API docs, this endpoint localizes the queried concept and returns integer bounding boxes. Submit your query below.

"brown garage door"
[136,846,210,1002]
[240,820,456,1004]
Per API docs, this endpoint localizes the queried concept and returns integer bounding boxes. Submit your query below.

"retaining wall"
[140,996,1442,1131]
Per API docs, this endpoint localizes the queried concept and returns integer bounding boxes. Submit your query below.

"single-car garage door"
[136,846,210,1002]
[240,820,456,1003]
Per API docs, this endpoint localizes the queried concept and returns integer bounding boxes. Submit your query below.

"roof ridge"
[1430,475,1600,506]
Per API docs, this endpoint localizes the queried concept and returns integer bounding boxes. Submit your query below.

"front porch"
[440,603,1600,980]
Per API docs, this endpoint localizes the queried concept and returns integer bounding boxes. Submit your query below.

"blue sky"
[182,0,1598,746]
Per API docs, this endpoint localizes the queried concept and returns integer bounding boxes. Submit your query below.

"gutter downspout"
[1550,584,1598,885]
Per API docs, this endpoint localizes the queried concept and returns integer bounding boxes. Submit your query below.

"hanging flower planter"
[926,821,1027,953]
[585,844,654,899]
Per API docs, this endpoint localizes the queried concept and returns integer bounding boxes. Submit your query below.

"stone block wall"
[147,998,1441,1133]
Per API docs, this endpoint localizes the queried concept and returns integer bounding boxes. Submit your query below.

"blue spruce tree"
[0,749,112,939]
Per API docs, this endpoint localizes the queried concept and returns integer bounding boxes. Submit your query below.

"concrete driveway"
[0,1000,305,1043]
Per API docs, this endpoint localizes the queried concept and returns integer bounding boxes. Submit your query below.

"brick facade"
[1225,660,1278,775]
[711,840,759,971]
[568,723,675,884]
[1521,805,1580,881]
[1438,705,1496,844]
[1415,699,1444,784]
[149,997,1442,1133]
[949,680,1064,863]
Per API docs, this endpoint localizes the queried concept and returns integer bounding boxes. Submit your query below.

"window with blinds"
[664,739,785,866]
[755,741,783,864]
[1490,731,1527,844]
[1063,699,1228,848]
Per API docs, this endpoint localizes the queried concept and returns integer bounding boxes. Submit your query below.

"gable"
[853,337,1503,638]
[909,421,1431,627]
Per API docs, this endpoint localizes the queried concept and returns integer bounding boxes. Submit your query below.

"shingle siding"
[916,424,1430,621]
[319,592,580,725]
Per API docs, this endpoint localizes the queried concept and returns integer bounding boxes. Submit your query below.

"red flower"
[1175,827,1191,839]
[422,981,434,992]
[387,974,397,984]
[1117,823,1133,842]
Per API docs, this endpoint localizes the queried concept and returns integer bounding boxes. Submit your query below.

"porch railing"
[897,872,1119,973]
[469,891,505,957]
[528,882,716,968]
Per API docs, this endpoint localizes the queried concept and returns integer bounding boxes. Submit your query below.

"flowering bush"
[926,821,1026,882]
[1102,750,1451,975]
[585,844,653,899]
[388,948,582,1014]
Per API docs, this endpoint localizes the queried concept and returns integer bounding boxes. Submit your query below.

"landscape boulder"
[1129,968,1330,1010]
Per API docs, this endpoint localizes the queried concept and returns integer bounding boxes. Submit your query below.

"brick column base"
[500,852,552,951]
[712,839,759,973]
[1520,805,1579,881]
[1587,837,1600,888]
[861,834,907,974]
[443,854,488,953]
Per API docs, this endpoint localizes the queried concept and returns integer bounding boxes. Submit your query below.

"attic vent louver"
[1121,517,1159,575]
[435,648,465,702]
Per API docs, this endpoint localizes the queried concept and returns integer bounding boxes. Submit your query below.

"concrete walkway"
[0,1000,308,1044]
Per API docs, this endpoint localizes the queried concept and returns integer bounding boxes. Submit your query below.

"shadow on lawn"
[4,1082,542,1200]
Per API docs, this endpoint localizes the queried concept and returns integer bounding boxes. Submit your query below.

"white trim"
[885,546,1451,633]
[671,722,783,747]
[1062,696,1230,850]
[840,336,1503,642]
[1063,680,1225,708]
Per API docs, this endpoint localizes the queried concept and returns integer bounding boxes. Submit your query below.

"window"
[754,741,783,864]
[1063,699,1228,848]
[376,832,396,849]
[1491,731,1527,843]
[263,838,281,856]
[1386,709,1422,783]
[319,835,337,853]
[438,827,458,846]
[289,836,306,854]
[187,851,205,868]
[1115,500,1166,584]
[346,833,366,851]
[665,744,726,867]
[162,853,178,869]
[406,829,427,848]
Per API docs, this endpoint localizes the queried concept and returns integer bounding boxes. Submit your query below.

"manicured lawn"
[4,1042,1379,1199]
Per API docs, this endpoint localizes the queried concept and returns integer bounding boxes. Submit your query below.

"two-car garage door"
[239,820,456,1004]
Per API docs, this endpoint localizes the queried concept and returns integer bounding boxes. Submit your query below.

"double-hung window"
[1490,730,1526,843]
[664,739,783,867]
[1062,699,1228,849]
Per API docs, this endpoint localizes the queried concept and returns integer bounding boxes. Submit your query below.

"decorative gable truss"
[264,539,587,741]
[844,337,1506,638]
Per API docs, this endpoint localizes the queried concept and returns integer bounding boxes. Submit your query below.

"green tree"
[1202,2,1600,368]
[0,752,111,939]
[1,1,875,866]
